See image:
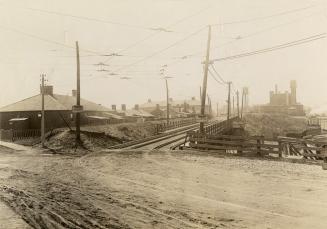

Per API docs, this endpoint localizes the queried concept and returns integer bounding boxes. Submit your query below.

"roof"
[104,112,124,120]
[122,109,154,117]
[9,118,29,121]
[87,115,110,120]
[140,99,201,109]
[0,94,111,112]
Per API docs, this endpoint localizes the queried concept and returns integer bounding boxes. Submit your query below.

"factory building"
[256,80,305,116]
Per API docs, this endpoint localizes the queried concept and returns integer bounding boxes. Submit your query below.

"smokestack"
[121,104,126,111]
[134,104,139,110]
[111,105,116,111]
[275,84,278,94]
[290,80,297,105]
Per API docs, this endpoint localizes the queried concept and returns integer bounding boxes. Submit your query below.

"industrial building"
[256,80,305,116]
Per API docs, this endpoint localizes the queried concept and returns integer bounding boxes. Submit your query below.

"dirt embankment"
[39,122,158,153]
[243,113,308,138]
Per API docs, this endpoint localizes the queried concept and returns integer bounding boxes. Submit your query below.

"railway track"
[108,120,223,150]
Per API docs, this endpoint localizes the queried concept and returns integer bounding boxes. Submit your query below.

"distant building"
[139,97,210,118]
[255,80,305,116]
[110,104,154,122]
[0,86,120,130]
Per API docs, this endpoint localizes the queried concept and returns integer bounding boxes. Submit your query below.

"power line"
[1,4,152,31]
[211,33,326,62]
[211,4,316,26]
[111,26,207,73]
[210,65,227,84]
[101,6,211,64]
[178,9,324,60]
[0,24,107,56]
[208,68,225,85]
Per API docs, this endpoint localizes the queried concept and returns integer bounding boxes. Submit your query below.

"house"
[110,104,154,122]
[139,97,209,118]
[0,85,118,130]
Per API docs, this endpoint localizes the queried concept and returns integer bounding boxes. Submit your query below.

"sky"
[0,0,326,109]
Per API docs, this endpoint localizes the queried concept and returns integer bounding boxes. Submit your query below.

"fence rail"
[156,118,198,133]
[188,131,327,160]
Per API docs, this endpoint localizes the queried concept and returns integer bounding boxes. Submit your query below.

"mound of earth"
[244,113,307,139]
[80,122,157,141]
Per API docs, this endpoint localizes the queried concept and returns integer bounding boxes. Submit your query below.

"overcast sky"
[0,0,326,109]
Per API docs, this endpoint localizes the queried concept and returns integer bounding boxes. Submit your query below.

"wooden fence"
[156,118,197,133]
[187,133,327,160]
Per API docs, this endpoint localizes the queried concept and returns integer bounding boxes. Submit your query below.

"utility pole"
[216,103,219,117]
[200,86,202,101]
[40,74,45,148]
[165,78,170,125]
[232,95,235,117]
[75,41,81,143]
[200,25,211,133]
[241,89,244,119]
[227,82,231,121]
[236,90,240,118]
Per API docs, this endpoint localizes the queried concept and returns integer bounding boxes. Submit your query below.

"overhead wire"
[211,4,316,26]
[101,6,212,64]
[111,26,207,74]
[211,33,326,62]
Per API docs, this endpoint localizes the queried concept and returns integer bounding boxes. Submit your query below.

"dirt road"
[0,147,326,228]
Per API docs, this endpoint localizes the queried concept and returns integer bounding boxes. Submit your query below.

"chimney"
[121,104,126,111]
[40,85,53,96]
[156,104,160,110]
[134,104,139,110]
[112,105,116,111]
[275,84,278,94]
[191,97,196,100]
[148,99,152,103]
[72,89,77,97]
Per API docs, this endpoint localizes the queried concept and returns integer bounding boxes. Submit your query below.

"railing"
[12,129,41,141]
[187,131,327,160]
[188,133,280,157]
[156,118,197,133]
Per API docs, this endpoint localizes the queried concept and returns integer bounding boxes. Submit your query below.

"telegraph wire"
[111,26,207,73]
[211,33,326,62]
[101,6,212,64]
[0,4,152,31]
[211,4,316,26]
[210,65,227,84]
[208,68,225,85]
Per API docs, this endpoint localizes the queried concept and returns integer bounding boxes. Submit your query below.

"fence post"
[257,138,261,156]
[278,140,283,158]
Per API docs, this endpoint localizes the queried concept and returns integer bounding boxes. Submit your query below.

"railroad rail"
[108,117,238,150]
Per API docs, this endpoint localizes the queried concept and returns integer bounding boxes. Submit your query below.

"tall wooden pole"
[216,103,219,117]
[76,41,81,142]
[227,82,231,121]
[232,95,235,117]
[241,89,244,119]
[200,25,211,133]
[236,90,240,118]
[41,74,45,148]
[165,78,169,125]
[199,86,202,101]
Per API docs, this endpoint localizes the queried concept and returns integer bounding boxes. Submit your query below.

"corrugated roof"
[140,99,201,109]
[123,109,154,117]
[0,94,111,112]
